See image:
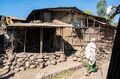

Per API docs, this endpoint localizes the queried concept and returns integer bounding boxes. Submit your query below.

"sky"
[0,0,119,21]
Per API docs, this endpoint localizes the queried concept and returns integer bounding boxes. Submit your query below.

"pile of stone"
[72,49,111,66]
[72,51,85,62]
[1,50,66,73]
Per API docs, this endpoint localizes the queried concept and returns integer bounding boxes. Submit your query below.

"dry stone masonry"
[1,49,67,73]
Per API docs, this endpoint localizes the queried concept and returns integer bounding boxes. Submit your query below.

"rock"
[27,53,34,58]
[44,55,49,59]
[24,57,29,61]
[72,56,77,61]
[16,53,27,58]
[77,58,82,62]
[60,54,66,59]
[25,61,30,68]
[44,62,48,67]
[6,61,12,66]
[51,60,57,65]
[58,58,66,62]
[3,65,10,70]
[37,59,44,63]
[17,58,24,62]
[29,56,35,61]
[58,59,62,63]
[46,60,51,65]
[30,64,36,69]
[59,54,66,62]
[44,58,48,62]
[75,51,81,57]
[12,61,17,66]
[56,57,60,60]
[36,54,44,59]
[19,67,25,71]
[35,62,39,66]
[38,63,44,69]
[10,65,14,70]
[15,68,20,72]
[3,59,7,63]
[9,55,15,61]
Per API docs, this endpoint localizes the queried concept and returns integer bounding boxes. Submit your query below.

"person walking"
[85,38,97,76]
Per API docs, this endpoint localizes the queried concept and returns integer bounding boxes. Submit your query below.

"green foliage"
[84,9,93,15]
[96,0,106,17]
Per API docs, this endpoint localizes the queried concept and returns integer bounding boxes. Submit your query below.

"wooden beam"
[93,19,95,27]
[11,29,14,53]
[40,28,43,53]
[23,28,27,53]
[60,28,64,53]
[87,17,88,27]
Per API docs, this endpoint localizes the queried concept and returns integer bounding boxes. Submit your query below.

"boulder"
[51,60,57,65]
[38,63,44,69]
[27,53,34,58]
[9,54,15,62]
[75,51,81,58]
[30,65,36,69]
[36,54,43,59]
[37,59,44,63]
[16,53,27,58]
[72,56,77,61]
[19,67,25,71]
[17,58,24,62]
[25,61,30,68]
[46,60,51,65]
[15,68,20,72]
[44,55,49,59]
[3,65,10,70]
[29,56,35,61]
[12,61,17,66]
[77,58,82,62]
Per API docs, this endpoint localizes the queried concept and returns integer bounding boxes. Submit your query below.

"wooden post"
[23,28,27,53]
[40,28,43,53]
[87,17,88,27]
[60,28,64,53]
[54,29,56,49]
[11,29,14,53]
[93,19,95,27]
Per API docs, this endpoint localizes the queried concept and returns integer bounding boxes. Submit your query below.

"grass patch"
[51,69,74,79]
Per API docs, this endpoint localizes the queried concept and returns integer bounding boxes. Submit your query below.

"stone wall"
[1,49,66,72]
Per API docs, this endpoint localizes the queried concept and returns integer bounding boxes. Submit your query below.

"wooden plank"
[87,17,88,27]
[93,19,95,27]
[60,28,64,53]
[40,28,43,53]
[11,29,14,53]
[23,28,27,53]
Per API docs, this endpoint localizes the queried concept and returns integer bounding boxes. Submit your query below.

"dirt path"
[54,61,110,79]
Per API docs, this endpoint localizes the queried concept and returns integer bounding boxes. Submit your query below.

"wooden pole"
[23,28,27,53]
[60,28,64,53]
[11,29,14,53]
[87,17,88,27]
[54,29,56,49]
[40,28,43,53]
[93,19,95,27]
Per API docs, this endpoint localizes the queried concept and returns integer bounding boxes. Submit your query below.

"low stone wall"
[1,50,66,73]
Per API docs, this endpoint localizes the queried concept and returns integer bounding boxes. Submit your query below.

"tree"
[96,0,106,17]
[84,9,93,15]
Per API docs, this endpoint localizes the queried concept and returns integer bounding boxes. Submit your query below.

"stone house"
[7,7,116,55]
[0,7,116,71]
